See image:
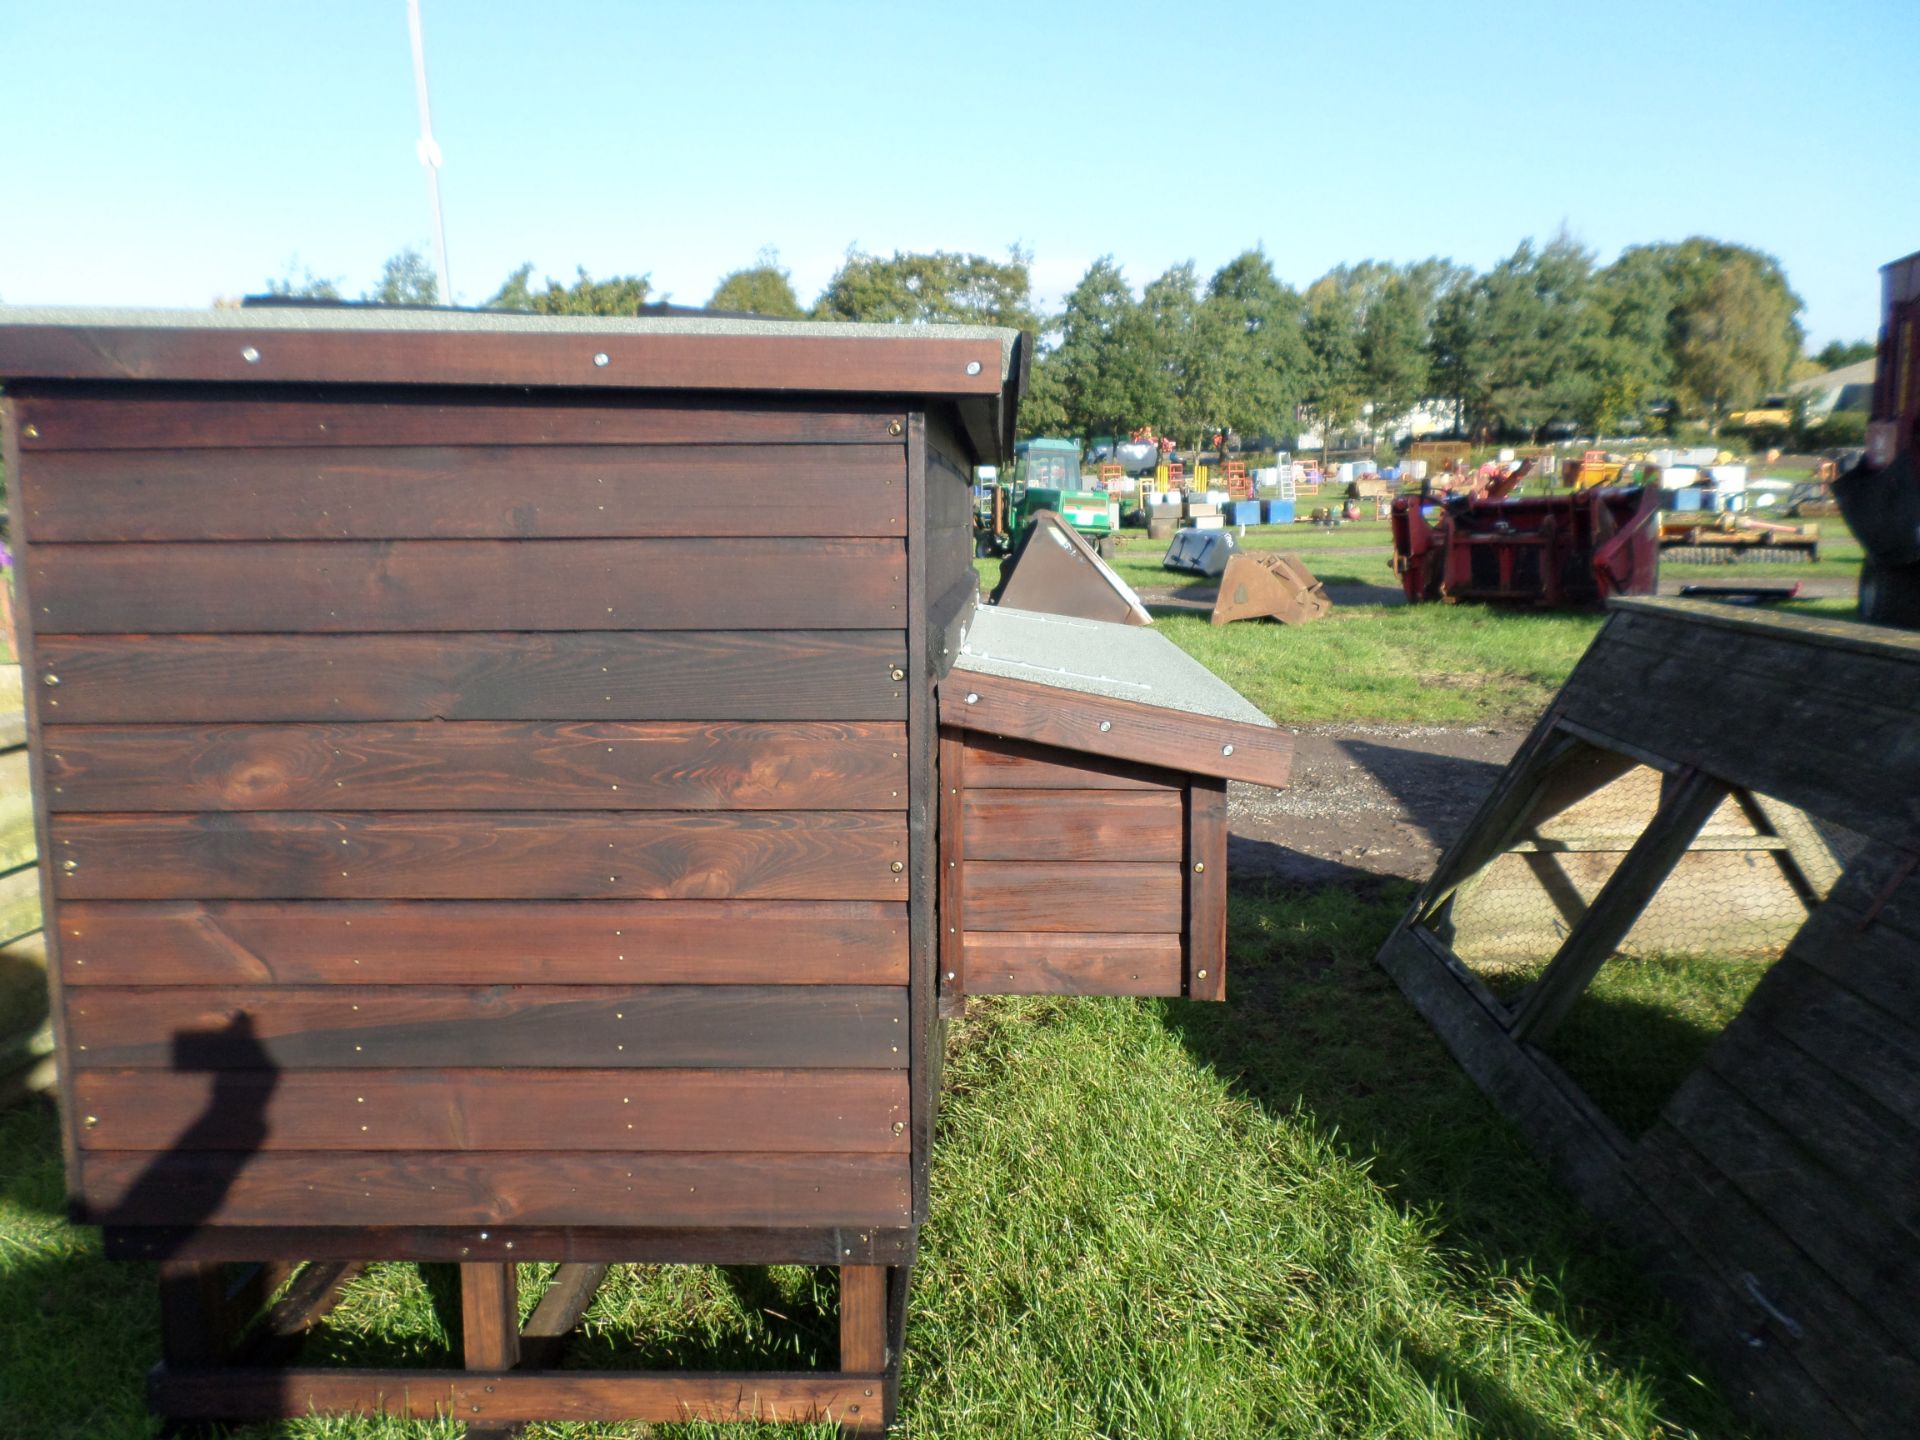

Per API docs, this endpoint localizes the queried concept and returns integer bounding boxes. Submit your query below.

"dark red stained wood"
[461,1263,520,1370]
[940,672,1290,788]
[938,732,965,1005]
[58,899,908,986]
[960,734,1180,791]
[64,985,909,1070]
[1186,778,1227,1002]
[26,538,904,634]
[43,721,909,812]
[841,1266,888,1373]
[961,789,1184,863]
[13,388,905,451]
[147,1365,889,1430]
[961,862,1183,933]
[0,325,1002,398]
[106,1224,917,1266]
[23,445,906,541]
[51,810,907,901]
[964,933,1184,996]
[72,1069,910,1153]
[35,631,908,723]
[78,1150,914,1228]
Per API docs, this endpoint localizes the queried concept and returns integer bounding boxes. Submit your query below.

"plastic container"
[1264,499,1295,525]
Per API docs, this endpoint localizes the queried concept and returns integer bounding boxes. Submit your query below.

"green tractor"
[974,438,1116,555]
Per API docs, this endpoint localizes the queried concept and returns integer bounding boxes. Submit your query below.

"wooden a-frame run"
[1377,597,1920,1438]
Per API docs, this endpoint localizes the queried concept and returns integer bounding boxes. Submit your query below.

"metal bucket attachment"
[991,510,1152,625]
[1210,551,1332,626]
[1162,529,1238,577]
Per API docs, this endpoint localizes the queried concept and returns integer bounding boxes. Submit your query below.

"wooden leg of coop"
[157,1261,240,1367]
[840,1263,890,1432]
[461,1262,521,1369]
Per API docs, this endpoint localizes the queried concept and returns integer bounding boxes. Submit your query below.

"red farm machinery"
[1390,485,1661,607]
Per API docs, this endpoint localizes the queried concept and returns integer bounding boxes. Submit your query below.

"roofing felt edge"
[0,305,1021,384]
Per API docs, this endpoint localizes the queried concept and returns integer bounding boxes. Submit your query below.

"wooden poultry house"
[0,307,1288,1432]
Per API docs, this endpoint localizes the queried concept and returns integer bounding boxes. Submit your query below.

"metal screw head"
[1197,969,1208,980]
[83,1115,98,1127]
[1098,720,1111,733]
[965,692,978,704]
[1192,861,1205,874]
[887,419,903,437]
[890,667,905,681]
[1222,744,1234,756]
[890,1121,904,1135]
[61,859,77,871]
[42,673,59,687]
[240,346,260,363]
[965,360,983,376]
[890,861,904,873]
[946,971,956,981]
[21,424,38,439]
[593,352,610,367]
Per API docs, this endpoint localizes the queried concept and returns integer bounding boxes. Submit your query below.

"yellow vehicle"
[1728,393,1794,429]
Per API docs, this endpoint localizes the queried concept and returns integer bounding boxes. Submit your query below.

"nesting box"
[0,308,1288,1432]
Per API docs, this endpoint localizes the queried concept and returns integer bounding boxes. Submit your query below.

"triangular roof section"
[990,510,1153,626]
[939,606,1290,787]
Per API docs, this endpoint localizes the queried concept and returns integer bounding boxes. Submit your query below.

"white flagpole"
[406,0,453,304]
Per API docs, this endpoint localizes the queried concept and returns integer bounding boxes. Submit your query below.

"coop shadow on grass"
[1156,881,1736,1437]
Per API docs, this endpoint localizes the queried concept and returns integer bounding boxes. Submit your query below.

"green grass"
[975,516,1869,727]
[0,886,1743,1438]
[1478,952,1777,1138]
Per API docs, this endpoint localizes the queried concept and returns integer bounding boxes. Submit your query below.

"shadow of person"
[0,1016,279,1435]
[94,1012,277,1255]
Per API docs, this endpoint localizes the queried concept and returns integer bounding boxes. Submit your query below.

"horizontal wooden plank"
[44,721,908,812]
[962,789,1183,862]
[23,445,906,541]
[26,539,905,634]
[2,324,1002,399]
[148,1364,889,1430]
[13,387,906,451]
[964,933,1183,996]
[1741,956,1920,1135]
[1661,1065,1920,1362]
[1561,623,1920,850]
[64,985,908,1070]
[58,899,907,986]
[1701,1018,1920,1241]
[962,862,1183,933]
[72,1069,909,1153]
[960,733,1180,791]
[35,631,907,723]
[76,1149,912,1229]
[941,672,1290,788]
[51,810,906,900]
[106,1223,916,1265]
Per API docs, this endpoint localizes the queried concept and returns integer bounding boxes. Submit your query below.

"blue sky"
[2,0,1914,347]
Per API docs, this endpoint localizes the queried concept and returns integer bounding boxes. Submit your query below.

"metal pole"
[406,0,453,304]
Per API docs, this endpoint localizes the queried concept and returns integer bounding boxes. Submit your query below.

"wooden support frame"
[1377,598,1920,1440]
[144,1257,903,1435]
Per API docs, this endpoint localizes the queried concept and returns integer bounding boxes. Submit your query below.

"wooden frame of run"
[1376,597,1920,1440]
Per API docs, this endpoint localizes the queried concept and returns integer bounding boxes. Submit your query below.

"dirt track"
[1228,725,1522,887]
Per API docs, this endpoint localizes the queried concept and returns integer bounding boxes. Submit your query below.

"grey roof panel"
[954,606,1276,729]
[0,306,1020,382]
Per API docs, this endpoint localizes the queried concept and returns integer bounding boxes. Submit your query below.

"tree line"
[265,232,1853,448]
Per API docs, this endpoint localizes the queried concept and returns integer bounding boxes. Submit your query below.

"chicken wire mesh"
[1432,763,1861,1137]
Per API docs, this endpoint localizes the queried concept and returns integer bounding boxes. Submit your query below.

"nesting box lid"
[941,606,1290,787]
